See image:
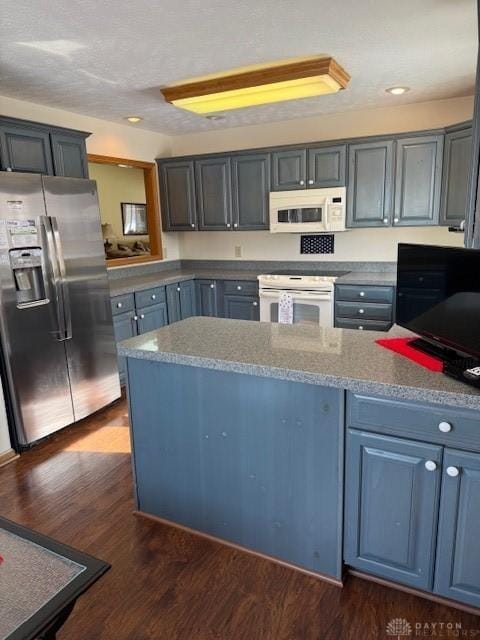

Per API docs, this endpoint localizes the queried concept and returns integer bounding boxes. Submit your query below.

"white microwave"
[269,186,346,233]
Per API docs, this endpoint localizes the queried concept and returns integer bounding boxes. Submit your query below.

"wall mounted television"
[396,243,480,360]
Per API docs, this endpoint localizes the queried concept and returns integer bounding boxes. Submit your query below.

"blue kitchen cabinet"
[137,303,168,334]
[344,429,442,590]
[394,135,443,226]
[112,310,137,384]
[50,132,88,178]
[440,125,473,227]
[434,448,480,608]
[307,144,346,188]
[347,140,394,227]
[271,148,307,190]
[158,160,197,231]
[196,280,219,317]
[195,156,232,231]
[223,295,259,321]
[166,280,197,323]
[0,123,54,175]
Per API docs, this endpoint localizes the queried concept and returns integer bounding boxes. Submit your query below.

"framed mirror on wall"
[121,203,148,235]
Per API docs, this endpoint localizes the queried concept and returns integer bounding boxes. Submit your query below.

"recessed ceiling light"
[161,56,350,114]
[205,114,225,121]
[385,86,410,96]
[125,116,143,123]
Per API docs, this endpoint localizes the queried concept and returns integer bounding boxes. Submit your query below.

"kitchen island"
[119,317,480,610]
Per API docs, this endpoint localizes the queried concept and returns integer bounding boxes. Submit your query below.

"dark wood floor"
[1,399,478,639]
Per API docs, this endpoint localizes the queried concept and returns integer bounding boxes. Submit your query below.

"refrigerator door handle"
[50,216,72,341]
[40,216,68,341]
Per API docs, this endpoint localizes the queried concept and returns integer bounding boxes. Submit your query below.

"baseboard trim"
[0,448,18,468]
[134,510,344,588]
[348,569,480,617]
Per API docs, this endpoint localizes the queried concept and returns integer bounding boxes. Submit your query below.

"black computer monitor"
[396,243,480,359]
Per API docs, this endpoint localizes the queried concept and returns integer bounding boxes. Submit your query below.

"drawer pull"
[151,294,156,300]
[237,285,242,291]
[210,284,215,289]
[438,421,452,433]
[191,223,195,228]
[116,302,123,309]
[358,325,364,330]
[140,314,145,319]
[359,291,365,297]
[424,460,437,472]
[253,301,258,306]
[446,466,460,477]
[177,287,181,292]
[359,309,365,314]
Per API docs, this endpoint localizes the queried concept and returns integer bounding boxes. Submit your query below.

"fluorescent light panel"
[161,57,350,115]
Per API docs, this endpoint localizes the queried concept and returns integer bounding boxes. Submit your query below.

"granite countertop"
[109,269,260,296]
[335,271,397,286]
[118,317,480,410]
[109,267,397,296]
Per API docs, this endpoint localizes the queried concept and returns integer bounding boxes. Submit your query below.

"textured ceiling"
[0,0,477,136]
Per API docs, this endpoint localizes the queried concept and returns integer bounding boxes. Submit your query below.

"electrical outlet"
[234,245,242,258]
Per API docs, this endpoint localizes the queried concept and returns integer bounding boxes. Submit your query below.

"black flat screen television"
[396,243,480,359]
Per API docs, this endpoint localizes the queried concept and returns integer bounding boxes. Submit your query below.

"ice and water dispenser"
[10,248,47,305]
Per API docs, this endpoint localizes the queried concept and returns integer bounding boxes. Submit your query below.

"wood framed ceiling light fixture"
[161,56,350,115]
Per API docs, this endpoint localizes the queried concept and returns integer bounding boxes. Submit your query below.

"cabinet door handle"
[133,315,138,321]
[252,301,258,306]
[359,308,365,314]
[359,291,365,297]
[383,218,389,224]
[446,466,460,477]
[299,179,305,186]
[210,283,215,289]
[237,285,242,290]
[177,287,181,292]
[116,302,123,308]
[424,460,437,472]
[308,179,314,185]
[151,294,156,300]
[139,314,145,319]
[191,223,195,228]
[394,217,399,223]
[233,223,238,228]
[226,223,231,228]
[438,421,452,433]
[358,325,364,330]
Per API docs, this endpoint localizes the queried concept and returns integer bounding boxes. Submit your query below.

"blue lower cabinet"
[196,280,218,317]
[344,429,442,590]
[137,303,168,334]
[434,449,480,607]
[166,280,196,323]
[112,310,137,384]
[224,294,259,320]
[128,359,344,580]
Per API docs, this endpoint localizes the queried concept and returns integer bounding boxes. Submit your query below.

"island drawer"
[335,284,394,304]
[111,293,135,316]
[335,318,392,332]
[223,280,258,296]
[135,286,166,309]
[347,392,480,452]
[335,301,392,321]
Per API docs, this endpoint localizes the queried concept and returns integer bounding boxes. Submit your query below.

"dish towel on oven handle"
[278,292,294,324]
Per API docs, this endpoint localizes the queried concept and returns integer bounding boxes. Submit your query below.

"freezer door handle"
[50,216,72,341]
[40,216,70,341]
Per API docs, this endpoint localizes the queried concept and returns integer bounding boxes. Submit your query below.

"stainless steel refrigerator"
[0,172,120,447]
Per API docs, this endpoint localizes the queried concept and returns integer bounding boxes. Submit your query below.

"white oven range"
[258,271,347,327]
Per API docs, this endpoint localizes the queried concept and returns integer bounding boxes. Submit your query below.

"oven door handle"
[259,290,332,301]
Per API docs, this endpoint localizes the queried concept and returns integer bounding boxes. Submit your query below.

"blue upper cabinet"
[434,448,480,608]
[394,135,443,226]
[51,132,88,178]
[347,140,394,227]
[158,160,197,231]
[307,145,346,188]
[0,123,54,174]
[271,148,307,190]
[440,125,472,227]
[344,429,442,591]
[232,153,271,230]
[0,117,89,177]
[195,157,232,231]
